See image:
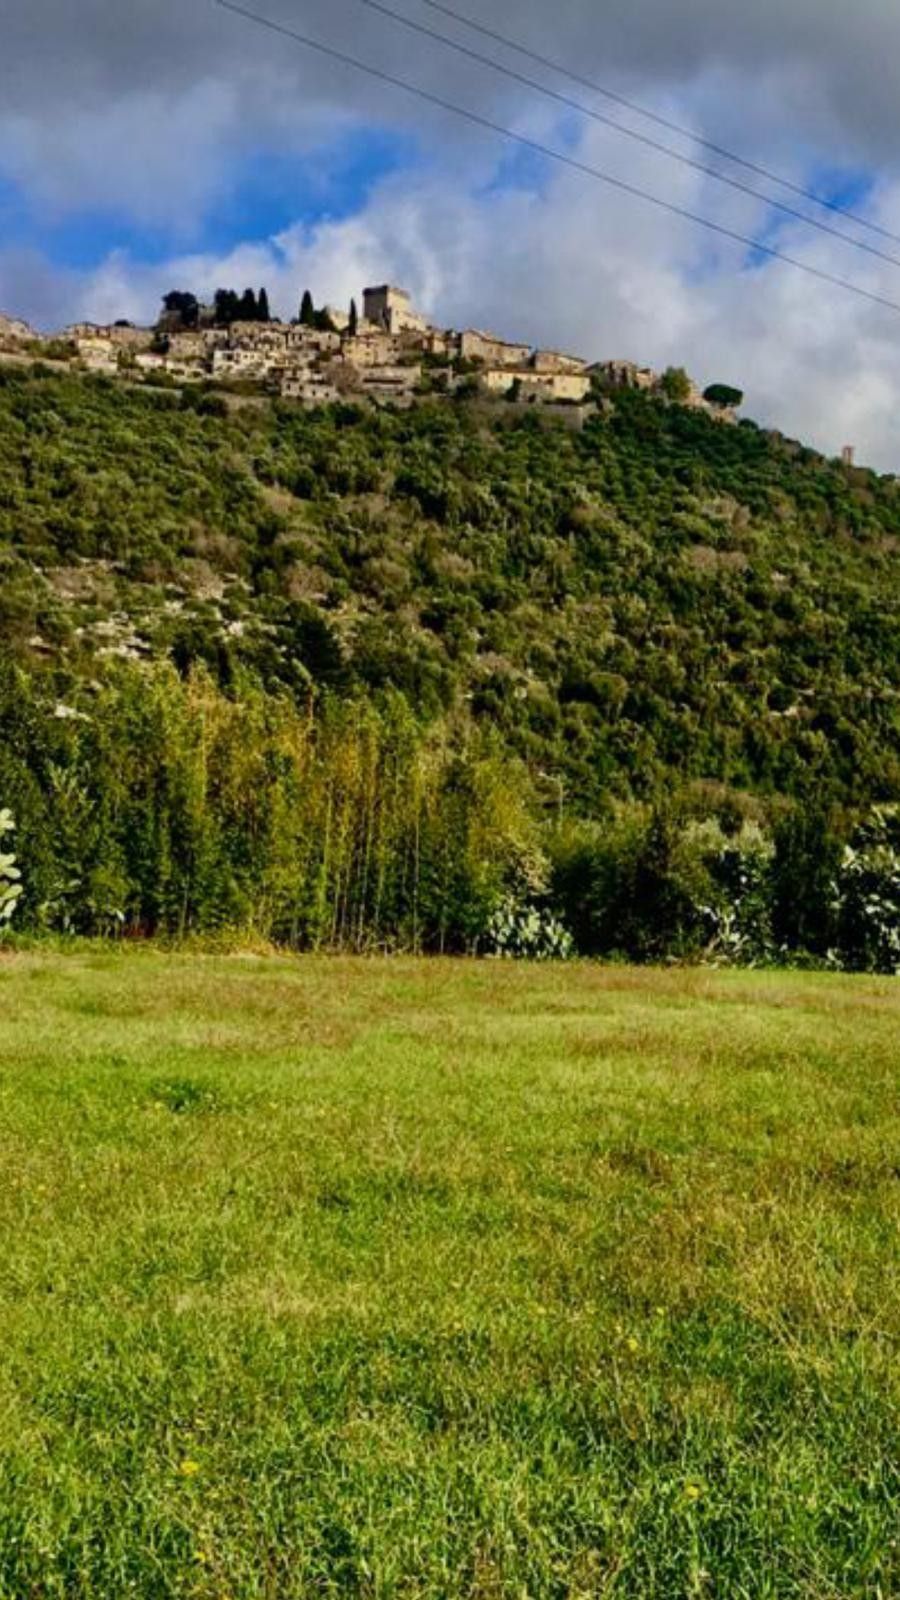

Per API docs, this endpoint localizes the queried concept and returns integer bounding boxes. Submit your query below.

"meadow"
[0,951,897,1598]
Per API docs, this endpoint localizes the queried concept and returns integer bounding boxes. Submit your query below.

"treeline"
[159,285,340,329]
[161,288,272,329]
[1,662,897,969]
[0,663,538,951]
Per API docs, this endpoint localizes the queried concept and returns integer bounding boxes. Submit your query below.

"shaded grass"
[0,952,898,1597]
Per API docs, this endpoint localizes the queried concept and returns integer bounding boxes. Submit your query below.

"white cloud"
[4,3,900,467]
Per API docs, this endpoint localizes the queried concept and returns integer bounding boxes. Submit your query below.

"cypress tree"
[299,290,315,327]
[258,287,271,324]
[349,297,359,337]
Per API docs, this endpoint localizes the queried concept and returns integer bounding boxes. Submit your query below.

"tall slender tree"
[348,297,359,337]
[299,289,315,327]
[258,287,271,324]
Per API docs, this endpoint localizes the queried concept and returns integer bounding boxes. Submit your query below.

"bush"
[482,894,573,960]
[0,808,22,928]
[832,808,900,974]
[660,367,692,403]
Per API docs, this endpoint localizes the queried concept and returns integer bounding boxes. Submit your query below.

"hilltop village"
[0,284,741,417]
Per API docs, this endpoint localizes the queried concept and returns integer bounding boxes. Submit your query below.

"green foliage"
[0,663,539,949]
[161,290,198,329]
[833,807,900,973]
[0,367,897,958]
[704,383,744,409]
[661,365,692,402]
[484,894,574,959]
[0,807,22,928]
[211,287,274,327]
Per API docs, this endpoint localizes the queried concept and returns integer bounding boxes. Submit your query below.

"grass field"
[0,952,897,1599]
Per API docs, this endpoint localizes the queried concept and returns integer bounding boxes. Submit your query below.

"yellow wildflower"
[179,1459,201,1477]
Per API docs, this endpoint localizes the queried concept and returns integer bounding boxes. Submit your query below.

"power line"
[344,0,900,274]
[415,0,900,252]
[211,0,900,318]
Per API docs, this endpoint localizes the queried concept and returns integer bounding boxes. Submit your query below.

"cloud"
[3,0,900,467]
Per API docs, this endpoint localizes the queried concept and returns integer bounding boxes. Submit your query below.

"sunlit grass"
[0,951,897,1597]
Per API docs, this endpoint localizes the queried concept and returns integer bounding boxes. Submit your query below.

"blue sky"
[0,126,416,273]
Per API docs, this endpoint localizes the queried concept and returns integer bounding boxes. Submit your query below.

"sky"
[3,0,900,466]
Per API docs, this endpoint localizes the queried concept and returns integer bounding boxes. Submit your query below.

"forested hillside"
[1,364,898,960]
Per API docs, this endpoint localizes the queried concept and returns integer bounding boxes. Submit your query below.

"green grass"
[0,952,897,1599]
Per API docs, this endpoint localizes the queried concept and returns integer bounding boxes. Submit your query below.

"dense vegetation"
[1,364,897,957]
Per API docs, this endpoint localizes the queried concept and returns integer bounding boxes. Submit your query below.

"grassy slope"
[1,952,897,1598]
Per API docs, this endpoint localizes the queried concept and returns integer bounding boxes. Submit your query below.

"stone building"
[592,359,657,391]
[362,285,430,336]
[531,349,587,375]
[0,314,36,346]
[342,330,405,368]
[76,336,118,374]
[282,373,340,405]
[285,327,341,355]
[459,329,532,368]
[212,347,273,380]
[166,330,214,361]
[66,322,154,350]
[358,365,418,405]
[480,368,591,403]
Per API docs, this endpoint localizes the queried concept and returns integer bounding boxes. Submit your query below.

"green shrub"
[833,808,900,973]
[660,366,692,403]
[0,808,22,928]
[482,895,573,960]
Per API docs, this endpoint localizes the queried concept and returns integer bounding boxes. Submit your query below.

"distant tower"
[361,285,428,335]
[842,445,856,467]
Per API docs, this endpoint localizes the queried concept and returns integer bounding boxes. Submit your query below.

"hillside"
[1,363,898,954]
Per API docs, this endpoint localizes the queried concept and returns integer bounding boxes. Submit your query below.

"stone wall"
[459,329,532,367]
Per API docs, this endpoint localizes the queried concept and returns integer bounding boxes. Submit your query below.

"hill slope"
[2,366,897,806]
[0,364,898,952]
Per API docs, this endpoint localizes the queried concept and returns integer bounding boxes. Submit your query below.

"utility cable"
[416,0,900,251]
[211,0,900,318]
[342,0,900,273]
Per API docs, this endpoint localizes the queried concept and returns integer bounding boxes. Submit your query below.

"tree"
[348,297,359,337]
[660,367,692,403]
[299,290,316,327]
[258,287,271,324]
[239,288,258,323]
[214,289,240,327]
[161,291,199,329]
[704,383,744,410]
